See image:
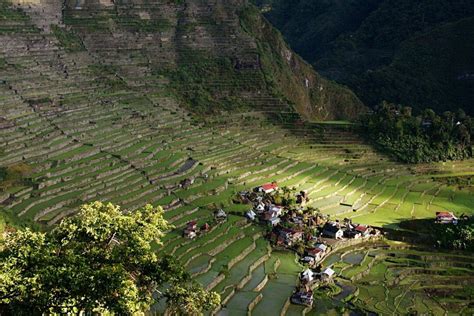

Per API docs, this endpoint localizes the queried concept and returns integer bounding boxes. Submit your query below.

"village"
[181,181,467,307]
[239,182,383,307]
[182,181,383,307]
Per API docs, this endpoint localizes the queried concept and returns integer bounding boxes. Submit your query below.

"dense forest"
[254,0,474,115]
[361,102,473,163]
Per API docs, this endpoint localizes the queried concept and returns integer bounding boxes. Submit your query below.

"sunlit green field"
[1,1,473,314]
[3,107,474,315]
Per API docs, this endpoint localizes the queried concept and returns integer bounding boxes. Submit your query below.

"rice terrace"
[0,0,473,315]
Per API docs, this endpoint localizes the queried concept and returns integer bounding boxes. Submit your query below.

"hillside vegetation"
[258,0,474,114]
[0,0,473,314]
[362,103,473,163]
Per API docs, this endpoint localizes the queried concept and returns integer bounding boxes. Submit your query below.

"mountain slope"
[238,5,364,120]
[0,0,363,225]
[3,0,363,121]
[259,0,474,114]
[355,17,474,112]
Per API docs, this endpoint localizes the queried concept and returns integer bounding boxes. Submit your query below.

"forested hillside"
[257,0,474,114]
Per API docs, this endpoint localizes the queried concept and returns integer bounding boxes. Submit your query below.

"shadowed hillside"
[258,0,474,114]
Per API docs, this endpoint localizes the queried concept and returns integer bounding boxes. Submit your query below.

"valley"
[0,0,473,314]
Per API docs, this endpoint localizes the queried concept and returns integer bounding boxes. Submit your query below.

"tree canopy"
[0,201,220,315]
[436,218,474,251]
[361,102,473,163]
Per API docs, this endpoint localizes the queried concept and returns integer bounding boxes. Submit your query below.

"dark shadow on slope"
[384,217,474,252]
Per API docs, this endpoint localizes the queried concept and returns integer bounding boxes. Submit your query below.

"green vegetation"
[0,1,37,34]
[162,51,261,114]
[63,9,171,33]
[51,25,85,52]
[239,5,365,121]
[113,16,171,32]
[0,164,32,192]
[320,241,474,315]
[400,217,474,251]
[1,1,473,314]
[87,64,126,91]
[0,202,219,314]
[362,103,473,163]
[435,219,474,250]
[257,0,474,115]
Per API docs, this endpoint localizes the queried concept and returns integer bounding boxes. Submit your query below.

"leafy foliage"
[361,102,473,163]
[435,217,474,250]
[0,202,220,314]
[402,217,474,251]
[166,283,221,315]
[51,25,85,52]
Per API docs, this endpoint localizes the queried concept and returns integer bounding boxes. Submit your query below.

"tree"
[166,283,221,315]
[0,202,220,315]
[362,103,473,163]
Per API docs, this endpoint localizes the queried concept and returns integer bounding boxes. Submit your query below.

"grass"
[6,106,471,312]
[251,251,301,315]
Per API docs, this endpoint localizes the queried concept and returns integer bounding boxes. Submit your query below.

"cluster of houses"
[180,181,466,308]
[291,267,336,306]
[183,209,227,239]
[243,182,284,226]
[239,182,381,307]
[183,220,208,239]
[321,220,377,240]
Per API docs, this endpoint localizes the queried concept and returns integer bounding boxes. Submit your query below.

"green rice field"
[1,1,473,314]
[315,241,474,315]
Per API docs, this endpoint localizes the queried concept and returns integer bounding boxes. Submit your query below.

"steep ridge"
[258,0,474,114]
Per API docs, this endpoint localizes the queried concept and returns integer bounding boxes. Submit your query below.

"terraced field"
[316,241,474,315]
[1,1,474,314]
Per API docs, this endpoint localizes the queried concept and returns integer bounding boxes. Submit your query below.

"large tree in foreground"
[0,202,220,315]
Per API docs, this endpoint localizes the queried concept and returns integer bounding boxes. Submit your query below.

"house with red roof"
[354,225,370,237]
[258,182,278,194]
[201,223,210,232]
[436,211,458,224]
[306,247,324,262]
[277,228,303,246]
